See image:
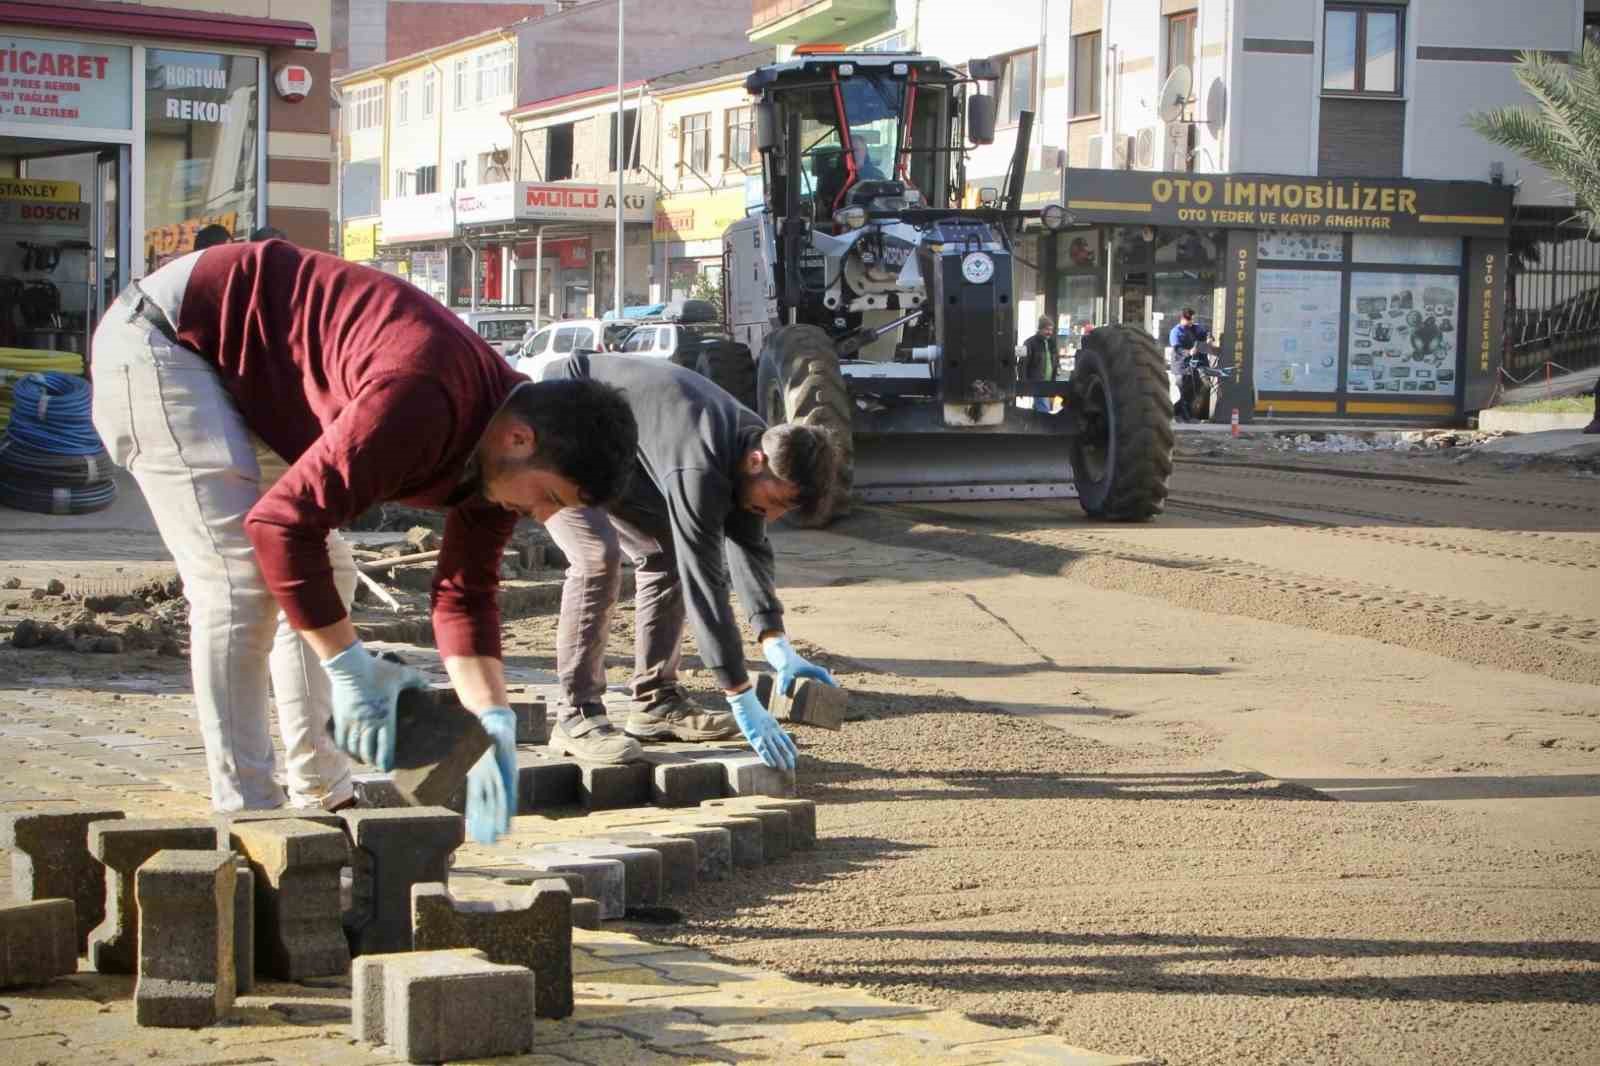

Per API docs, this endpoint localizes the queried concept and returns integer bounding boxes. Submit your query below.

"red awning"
[0,0,317,50]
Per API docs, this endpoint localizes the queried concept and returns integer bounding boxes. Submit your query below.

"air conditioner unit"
[1134,127,1157,170]
[1161,122,1193,172]
[1085,134,1104,169]
[1112,134,1135,170]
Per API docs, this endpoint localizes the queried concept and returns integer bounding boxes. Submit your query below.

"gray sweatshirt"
[546,353,783,688]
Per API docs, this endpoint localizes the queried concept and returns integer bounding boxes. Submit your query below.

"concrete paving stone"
[87,817,218,973]
[571,897,601,930]
[216,809,346,834]
[134,849,236,1028]
[593,830,698,897]
[233,857,254,995]
[710,753,798,798]
[703,796,817,849]
[755,673,848,731]
[0,807,124,951]
[451,863,586,900]
[637,751,726,807]
[382,949,537,1063]
[517,752,582,810]
[228,819,350,981]
[351,947,486,1045]
[574,759,651,811]
[643,819,732,877]
[523,848,625,919]
[545,840,661,907]
[709,804,789,860]
[387,688,491,808]
[411,878,574,1019]
[671,813,764,869]
[0,898,76,988]
[350,774,404,808]
[340,807,463,956]
[512,695,550,746]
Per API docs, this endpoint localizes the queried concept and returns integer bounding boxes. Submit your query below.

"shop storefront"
[652,187,749,304]
[0,6,326,362]
[378,191,453,303]
[1059,168,1512,421]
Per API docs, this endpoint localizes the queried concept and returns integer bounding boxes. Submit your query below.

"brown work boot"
[548,704,643,764]
[624,690,741,743]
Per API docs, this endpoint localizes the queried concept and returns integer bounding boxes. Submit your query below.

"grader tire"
[695,338,759,411]
[1067,325,1174,521]
[758,324,854,527]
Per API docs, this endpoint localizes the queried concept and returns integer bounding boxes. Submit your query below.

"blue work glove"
[762,634,838,697]
[727,688,798,771]
[465,707,518,845]
[320,641,426,771]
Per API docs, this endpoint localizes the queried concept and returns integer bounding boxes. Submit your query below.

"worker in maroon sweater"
[89,242,637,844]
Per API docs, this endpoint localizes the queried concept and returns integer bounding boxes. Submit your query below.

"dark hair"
[502,379,638,507]
[761,420,842,524]
[251,226,289,242]
[194,224,232,250]
[1181,307,1196,320]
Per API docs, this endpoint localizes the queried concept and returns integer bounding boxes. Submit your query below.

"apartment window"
[862,32,909,53]
[546,122,574,181]
[348,84,383,131]
[394,168,412,196]
[422,69,436,118]
[1324,3,1403,95]
[1071,32,1100,117]
[452,158,468,189]
[1166,11,1196,78]
[396,78,409,124]
[998,49,1036,126]
[415,164,438,195]
[725,105,755,167]
[476,44,513,102]
[609,108,638,172]
[681,111,710,173]
[453,58,468,109]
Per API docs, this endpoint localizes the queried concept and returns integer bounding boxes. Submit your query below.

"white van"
[457,310,538,358]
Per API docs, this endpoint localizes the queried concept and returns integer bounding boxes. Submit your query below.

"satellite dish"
[1205,76,1228,137]
[1157,64,1191,123]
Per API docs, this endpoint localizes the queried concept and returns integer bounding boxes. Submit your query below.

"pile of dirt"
[9,614,183,655]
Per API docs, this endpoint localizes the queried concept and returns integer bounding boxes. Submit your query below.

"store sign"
[0,36,132,128]
[273,64,313,102]
[0,177,79,202]
[143,210,239,260]
[653,188,748,242]
[0,199,87,228]
[1064,169,1513,237]
[520,182,654,223]
[343,218,381,261]
[963,170,1064,212]
[455,182,516,227]
[381,192,453,242]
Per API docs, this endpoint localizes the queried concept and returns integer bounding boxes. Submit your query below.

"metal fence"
[1505,214,1600,382]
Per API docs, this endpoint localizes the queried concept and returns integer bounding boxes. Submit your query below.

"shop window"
[396,78,409,125]
[144,48,261,271]
[1254,269,1343,393]
[1324,4,1403,95]
[415,164,438,195]
[725,106,755,168]
[996,48,1036,126]
[681,112,711,174]
[422,69,436,118]
[546,122,574,181]
[1352,234,1459,266]
[1346,273,1458,398]
[609,108,639,172]
[453,59,468,110]
[1165,11,1196,80]
[1257,230,1346,262]
[1071,33,1100,118]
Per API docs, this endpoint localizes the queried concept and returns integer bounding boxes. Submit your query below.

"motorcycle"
[1167,339,1229,422]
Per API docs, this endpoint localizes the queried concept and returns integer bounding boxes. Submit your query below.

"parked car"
[513,319,615,379]
[457,309,538,358]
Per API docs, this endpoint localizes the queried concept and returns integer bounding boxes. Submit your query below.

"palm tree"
[1469,44,1600,233]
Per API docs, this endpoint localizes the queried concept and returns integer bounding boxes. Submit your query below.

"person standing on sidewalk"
[534,354,842,770]
[1021,315,1058,413]
[90,241,637,843]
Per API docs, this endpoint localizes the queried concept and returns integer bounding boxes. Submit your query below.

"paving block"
[134,850,235,1027]
[351,774,405,808]
[673,813,765,869]
[594,831,698,898]
[653,825,734,882]
[87,818,217,973]
[708,753,798,797]
[411,880,574,1018]
[215,809,346,834]
[543,840,661,907]
[705,797,817,849]
[0,899,76,988]
[512,695,550,746]
[756,673,847,730]
[359,948,536,1062]
[232,858,254,994]
[517,752,582,810]
[523,848,625,919]
[454,863,586,900]
[574,759,651,810]
[389,686,491,807]
[639,751,725,807]
[1,808,124,951]
[228,819,350,980]
[342,807,463,956]
[353,947,487,1045]
[570,898,601,930]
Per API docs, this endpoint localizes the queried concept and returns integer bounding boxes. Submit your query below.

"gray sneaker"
[548,705,643,764]
[625,691,742,743]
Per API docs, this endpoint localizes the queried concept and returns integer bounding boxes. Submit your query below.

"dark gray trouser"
[543,505,686,719]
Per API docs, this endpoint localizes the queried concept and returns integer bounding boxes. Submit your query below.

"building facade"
[0,0,336,363]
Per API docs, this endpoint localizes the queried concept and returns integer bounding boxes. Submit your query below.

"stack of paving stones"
[0,690,823,1063]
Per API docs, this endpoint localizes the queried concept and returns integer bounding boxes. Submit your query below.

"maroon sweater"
[172,241,523,660]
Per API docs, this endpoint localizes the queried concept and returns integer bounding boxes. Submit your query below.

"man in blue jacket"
[1169,307,1210,422]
